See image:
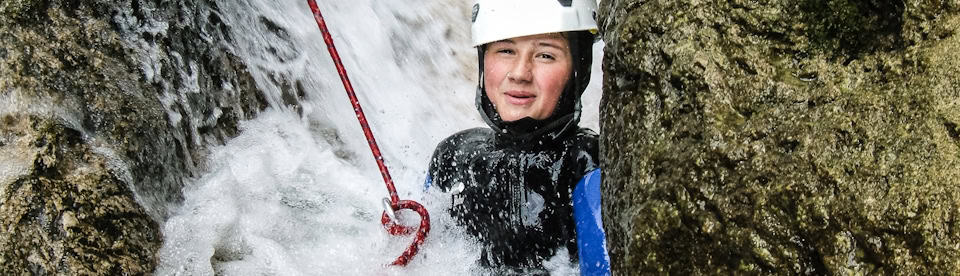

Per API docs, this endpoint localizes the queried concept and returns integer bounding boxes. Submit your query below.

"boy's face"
[483,33,572,121]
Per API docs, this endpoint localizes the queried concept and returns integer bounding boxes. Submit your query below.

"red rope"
[306,0,430,267]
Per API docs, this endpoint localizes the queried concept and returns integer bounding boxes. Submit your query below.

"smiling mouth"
[504,91,536,105]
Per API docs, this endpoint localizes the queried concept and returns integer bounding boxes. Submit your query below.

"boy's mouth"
[504,91,536,105]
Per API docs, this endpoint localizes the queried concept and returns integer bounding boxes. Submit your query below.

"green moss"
[0,0,46,23]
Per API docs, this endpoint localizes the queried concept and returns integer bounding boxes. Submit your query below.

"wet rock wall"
[0,0,268,273]
[598,0,960,274]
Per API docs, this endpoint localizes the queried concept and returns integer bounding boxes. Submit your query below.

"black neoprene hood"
[475,31,595,144]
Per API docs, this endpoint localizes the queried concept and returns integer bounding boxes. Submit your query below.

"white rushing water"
[155,0,603,275]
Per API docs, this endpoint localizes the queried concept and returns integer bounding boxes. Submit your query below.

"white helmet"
[470,0,599,47]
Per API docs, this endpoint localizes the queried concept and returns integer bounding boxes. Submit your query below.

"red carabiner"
[381,200,431,266]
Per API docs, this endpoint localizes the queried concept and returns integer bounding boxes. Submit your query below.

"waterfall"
[153,0,603,274]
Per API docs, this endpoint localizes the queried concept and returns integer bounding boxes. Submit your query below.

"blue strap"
[573,168,611,275]
[424,174,432,191]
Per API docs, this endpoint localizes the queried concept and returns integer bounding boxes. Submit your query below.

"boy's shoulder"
[433,127,495,154]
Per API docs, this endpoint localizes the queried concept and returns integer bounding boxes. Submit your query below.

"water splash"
[155,111,481,275]
[155,0,603,274]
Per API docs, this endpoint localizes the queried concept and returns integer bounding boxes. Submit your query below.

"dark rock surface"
[1,117,160,274]
[598,0,960,274]
[1,1,267,273]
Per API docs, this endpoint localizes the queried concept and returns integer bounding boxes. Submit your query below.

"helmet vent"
[557,0,573,7]
[471,4,479,23]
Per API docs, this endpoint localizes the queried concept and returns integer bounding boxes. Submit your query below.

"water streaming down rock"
[1,0,265,273]
[154,0,486,274]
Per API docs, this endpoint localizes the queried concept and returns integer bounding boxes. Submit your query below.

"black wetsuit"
[428,127,599,271]
[427,30,599,272]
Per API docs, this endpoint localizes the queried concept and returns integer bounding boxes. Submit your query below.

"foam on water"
[155,0,603,274]
[156,111,481,275]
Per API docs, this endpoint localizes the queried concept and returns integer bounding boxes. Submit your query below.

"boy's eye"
[497,49,515,54]
[538,53,556,60]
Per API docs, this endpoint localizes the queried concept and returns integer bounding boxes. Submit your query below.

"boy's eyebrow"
[489,38,568,51]
[537,41,566,50]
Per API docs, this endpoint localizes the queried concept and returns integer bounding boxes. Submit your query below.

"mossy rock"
[1,0,268,273]
[0,115,161,274]
[598,0,960,274]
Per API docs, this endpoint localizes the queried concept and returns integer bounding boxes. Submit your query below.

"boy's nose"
[507,59,533,82]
